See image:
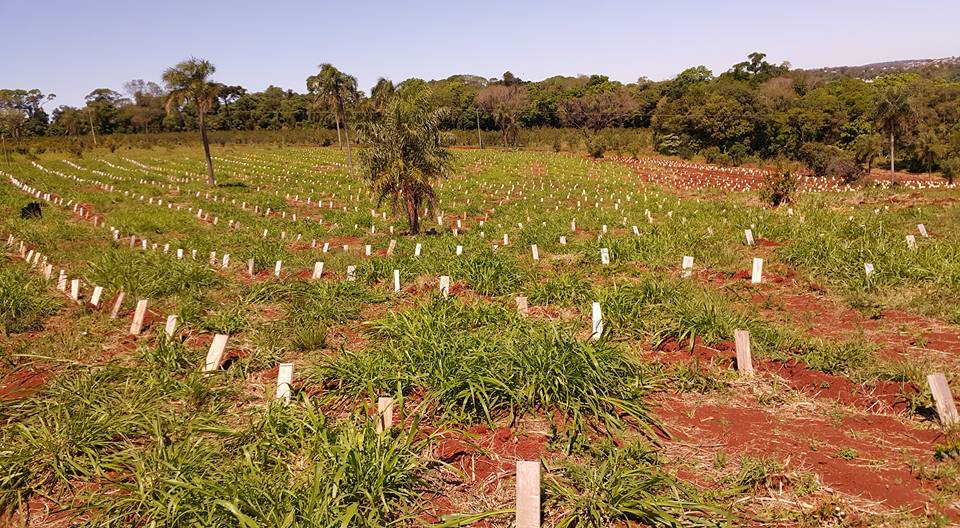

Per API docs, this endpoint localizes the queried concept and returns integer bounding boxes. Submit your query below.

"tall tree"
[162,58,221,186]
[475,85,529,146]
[307,64,358,175]
[370,78,396,113]
[874,85,916,182]
[357,86,452,235]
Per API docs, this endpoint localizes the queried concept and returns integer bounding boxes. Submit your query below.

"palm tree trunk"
[199,111,217,186]
[343,113,354,177]
[334,112,342,149]
[889,131,895,183]
[405,190,420,235]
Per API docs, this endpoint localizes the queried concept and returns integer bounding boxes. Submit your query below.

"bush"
[585,135,607,158]
[825,155,864,183]
[759,170,798,207]
[941,157,960,184]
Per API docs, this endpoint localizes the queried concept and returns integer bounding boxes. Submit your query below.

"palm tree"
[307,64,358,175]
[874,85,916,183]
[370,78,396,114]
[163,58,221,186]
[912,129,943,178]
[357,87,452,235]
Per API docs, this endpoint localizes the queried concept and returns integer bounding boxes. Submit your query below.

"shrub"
[825,155,864,183]
[759,170,798,207]
[941,157,960,184]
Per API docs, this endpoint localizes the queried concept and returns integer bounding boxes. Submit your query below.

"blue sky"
[3,0,958,107]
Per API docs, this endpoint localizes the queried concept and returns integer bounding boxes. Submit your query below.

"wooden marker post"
[531,244,539,261]
[346,265,357,281]
[274,261,283,277]
[456,245,463,256]
[927,373,958,426]
[110,291,125,319]
[164,315,178,337]
[386,239,396,256]
[906,235,917,249]
[70,279,80,301]
[276,363,294,404]
[744,229,755,246]
[90,286,103,307]
[734,329,754,375]
[129,299,148,335]
[559,235,567,245]
[864,263,875,277]
[393,269,401,292]
[918,224,929,238]
[414,243,422,257]
[591,302,603,341]
[751,257,763,284]
[203,334,229,372]
[247,258,255,276]
[439,276,450,298]
[222,254,230,268]
[312,262,324,280]
[600,248,610,265]
[516,296,529,316]
[376,396,395,433]
[681,256,694,278]
[515,461,541,528]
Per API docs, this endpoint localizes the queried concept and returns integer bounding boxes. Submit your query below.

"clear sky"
[3,0,958,107]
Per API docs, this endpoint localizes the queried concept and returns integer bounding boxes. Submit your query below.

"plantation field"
[2,146,960,527]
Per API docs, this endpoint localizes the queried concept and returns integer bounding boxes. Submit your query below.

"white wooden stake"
[516,461,541,528]
[346,265,356,281]
[751,257,763,284]
[734,329,754,375]
[164,315,178,337]
[864,263,875,277]
[927,373,958,426]
[393,269,401,292]
[918,224,929,238]
[590,302,603,341]
[600,248,610,265]
[681,256,694,278]
[376,396,395,433]
[70,279,80,301]
[516,296,529,316]
[531,244,539,261]
[90,286,103,307]
[276,363,294,404]
[204,334,229,372]
[274,260,282,277]
[439,275,450,298]
[129,299,148,335]
[110,291,125,319]
[312,261,324,280]
[744,229,755,246]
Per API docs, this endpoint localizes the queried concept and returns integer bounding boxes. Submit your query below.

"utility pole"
[476,107,483,149]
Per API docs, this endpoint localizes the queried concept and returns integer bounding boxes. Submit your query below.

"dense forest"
[2,53,959,179]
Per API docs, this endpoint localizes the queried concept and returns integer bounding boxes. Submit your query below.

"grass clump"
[315,298,659,438]
[0,261,60,334]
[546,439,725,527]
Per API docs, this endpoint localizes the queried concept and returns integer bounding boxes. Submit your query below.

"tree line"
[2,52,959,179]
